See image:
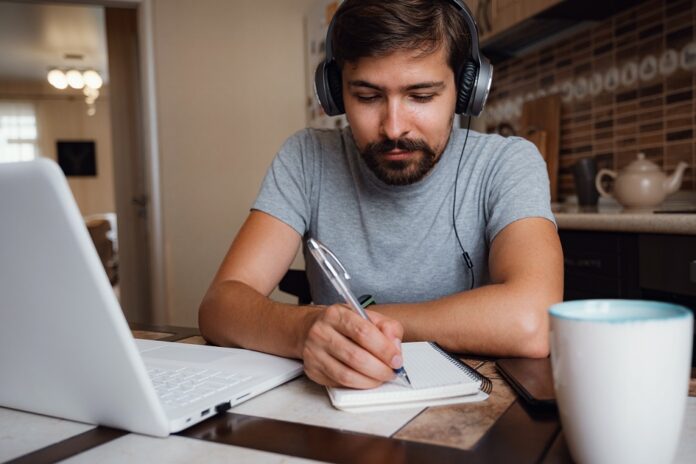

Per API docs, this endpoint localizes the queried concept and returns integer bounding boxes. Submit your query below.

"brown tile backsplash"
[484,0,696,199]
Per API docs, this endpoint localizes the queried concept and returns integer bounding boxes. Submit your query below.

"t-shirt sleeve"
[485,137,556,243]
[252,130,317,236]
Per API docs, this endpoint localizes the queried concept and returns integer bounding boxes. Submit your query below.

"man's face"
[342,46,457,185]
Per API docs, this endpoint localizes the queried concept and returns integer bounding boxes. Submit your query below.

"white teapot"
[595,153,688,211]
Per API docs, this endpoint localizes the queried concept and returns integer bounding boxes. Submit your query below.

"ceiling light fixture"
[47,68,104,116]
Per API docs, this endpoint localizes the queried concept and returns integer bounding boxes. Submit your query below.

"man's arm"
[376,217,563,358]
[198,210,404,388]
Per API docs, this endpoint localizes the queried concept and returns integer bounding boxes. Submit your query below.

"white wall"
[151,0,315,326]
[36,97,115,217]
[0,81,115,217]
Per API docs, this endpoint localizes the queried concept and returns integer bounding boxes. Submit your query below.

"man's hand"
[301,305,404,389]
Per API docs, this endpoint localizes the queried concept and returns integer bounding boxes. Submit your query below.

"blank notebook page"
[404,342,479,389]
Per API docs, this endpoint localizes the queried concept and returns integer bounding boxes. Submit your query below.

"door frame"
[133,0,166,322]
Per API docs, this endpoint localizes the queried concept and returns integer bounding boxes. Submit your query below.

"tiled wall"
[485,0,696,200]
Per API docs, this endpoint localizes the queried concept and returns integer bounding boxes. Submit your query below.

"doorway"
[0,1,160,323]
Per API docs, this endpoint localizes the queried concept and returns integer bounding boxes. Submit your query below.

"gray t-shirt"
[253,127,555,305]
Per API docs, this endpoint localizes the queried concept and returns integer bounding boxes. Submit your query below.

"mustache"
[363,137,435,157]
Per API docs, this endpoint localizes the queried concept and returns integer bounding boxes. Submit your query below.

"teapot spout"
[663,162,689,195]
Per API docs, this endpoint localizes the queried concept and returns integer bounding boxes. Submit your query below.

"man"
[199,0,563,390]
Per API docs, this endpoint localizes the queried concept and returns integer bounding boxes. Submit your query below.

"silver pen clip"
[307,238,367,319]
[311,239,350,280]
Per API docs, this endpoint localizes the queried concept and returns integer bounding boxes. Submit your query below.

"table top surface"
[2,323,695,464]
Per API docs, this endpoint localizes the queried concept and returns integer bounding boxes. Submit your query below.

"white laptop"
[0,159,303,437]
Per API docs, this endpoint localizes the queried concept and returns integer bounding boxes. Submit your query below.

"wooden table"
[3,324,695,464]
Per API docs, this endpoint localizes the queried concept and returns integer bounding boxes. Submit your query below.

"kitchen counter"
[553,194,696,235]
[554,208,696,235]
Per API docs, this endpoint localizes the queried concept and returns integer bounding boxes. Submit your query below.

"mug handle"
[595,169,616,199]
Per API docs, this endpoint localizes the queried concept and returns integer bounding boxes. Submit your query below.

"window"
[0,102,38,163]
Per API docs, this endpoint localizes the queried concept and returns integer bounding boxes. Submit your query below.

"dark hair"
[331,0,471,75]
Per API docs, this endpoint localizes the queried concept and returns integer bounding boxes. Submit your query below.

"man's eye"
[412,94,435,102]
[355,94,380,102]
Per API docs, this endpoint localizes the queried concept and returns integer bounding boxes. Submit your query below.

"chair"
[278,269,311,304]
[86,218,118,285]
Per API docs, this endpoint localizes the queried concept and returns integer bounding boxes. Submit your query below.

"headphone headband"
[316,0,492,117]
[447,0,482,65]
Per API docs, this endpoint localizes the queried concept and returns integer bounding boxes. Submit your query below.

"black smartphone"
[496,358,556,408]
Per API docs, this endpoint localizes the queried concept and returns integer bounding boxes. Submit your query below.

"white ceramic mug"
[549,299,693,464]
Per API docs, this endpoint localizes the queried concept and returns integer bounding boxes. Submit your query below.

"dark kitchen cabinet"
[560,229,696,365]
[560,230,640,300]
[560,230,696,305]
[487,0,562,41]
[467,0,562,42]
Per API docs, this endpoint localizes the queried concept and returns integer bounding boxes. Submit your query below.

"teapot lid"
[623,152,660,173]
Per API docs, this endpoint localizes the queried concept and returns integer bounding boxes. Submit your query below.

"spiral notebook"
[327,342,492,412]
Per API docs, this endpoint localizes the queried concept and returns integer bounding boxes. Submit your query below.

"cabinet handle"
[564,258,602,269]
[691,260,696,284]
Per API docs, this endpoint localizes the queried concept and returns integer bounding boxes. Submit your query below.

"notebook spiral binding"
[428,342,493,395]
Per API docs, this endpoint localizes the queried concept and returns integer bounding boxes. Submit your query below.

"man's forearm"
[198,280,321,359]
[377,281,561,358]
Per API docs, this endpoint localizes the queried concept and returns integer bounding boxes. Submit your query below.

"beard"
[359,137,441,186]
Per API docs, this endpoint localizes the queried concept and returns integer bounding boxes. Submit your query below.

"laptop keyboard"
[147,366,252,407]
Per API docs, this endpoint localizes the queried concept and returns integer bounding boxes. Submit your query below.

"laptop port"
[215,401,231,413]
[200,408,210,417]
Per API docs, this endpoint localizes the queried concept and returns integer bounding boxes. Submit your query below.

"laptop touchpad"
[143,344,236,364]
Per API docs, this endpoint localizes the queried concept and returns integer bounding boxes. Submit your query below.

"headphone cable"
[452,116,474,290]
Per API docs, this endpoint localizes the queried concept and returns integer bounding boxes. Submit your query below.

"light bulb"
[66,69,85,89]
[47,69,68,89]
[83,87,99,98]
[83,70,103,89]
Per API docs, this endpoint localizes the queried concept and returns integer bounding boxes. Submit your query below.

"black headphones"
[314,0,493,117]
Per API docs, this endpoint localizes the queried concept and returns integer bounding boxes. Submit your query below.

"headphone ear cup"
[456,60,478,115]
[314,60,344,116]
[326,62,344,115]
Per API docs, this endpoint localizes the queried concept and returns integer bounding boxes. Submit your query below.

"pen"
[307,237,412,388]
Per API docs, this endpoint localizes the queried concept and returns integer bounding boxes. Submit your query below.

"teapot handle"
[595,169,616,199]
